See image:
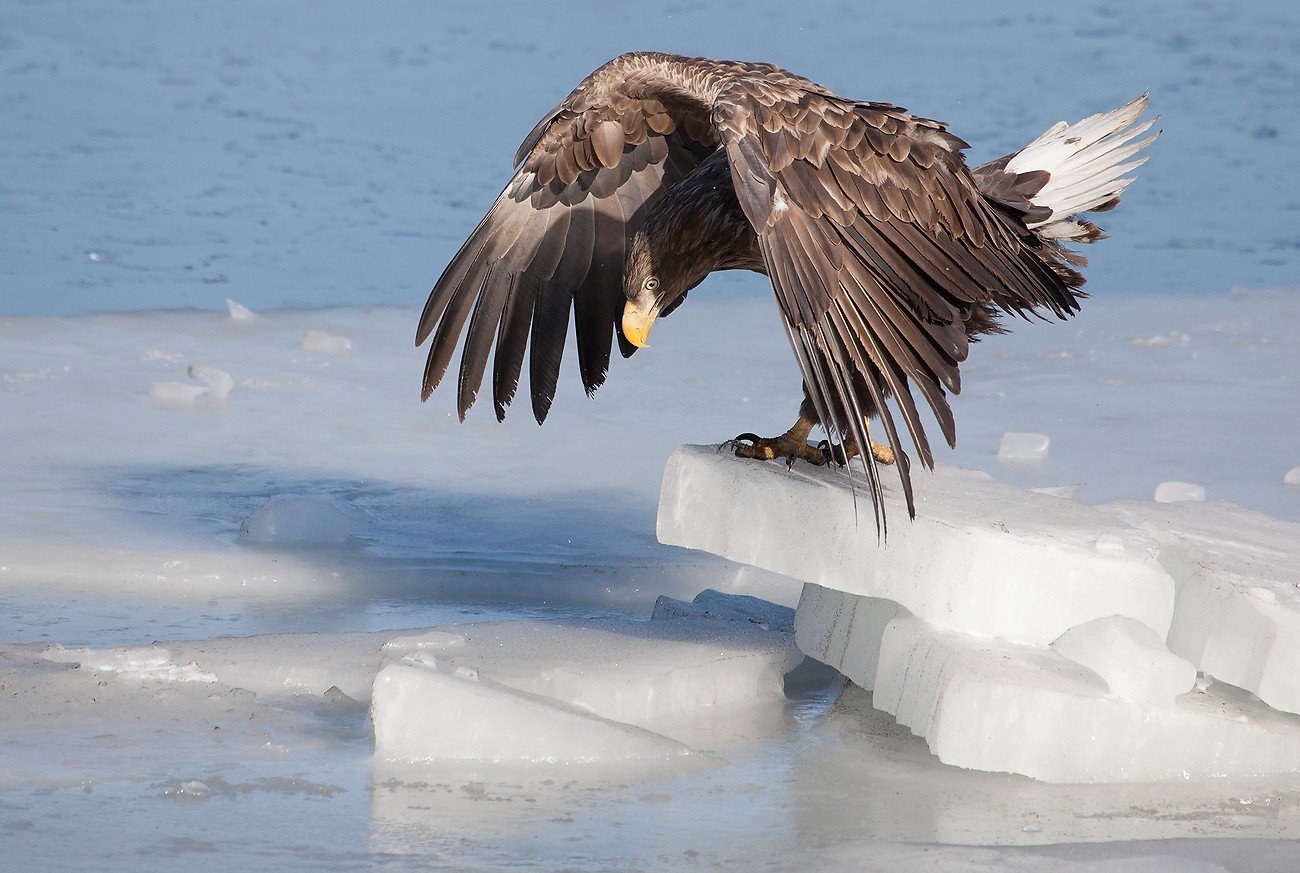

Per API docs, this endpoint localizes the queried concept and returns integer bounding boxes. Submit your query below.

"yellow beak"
[621,298,659,349]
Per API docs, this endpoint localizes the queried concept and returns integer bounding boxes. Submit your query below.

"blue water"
[2,0,1296,317]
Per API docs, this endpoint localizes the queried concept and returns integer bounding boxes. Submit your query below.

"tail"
[975,95,1158,245]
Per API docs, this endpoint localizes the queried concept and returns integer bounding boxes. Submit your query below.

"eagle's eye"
[644,277,660,293]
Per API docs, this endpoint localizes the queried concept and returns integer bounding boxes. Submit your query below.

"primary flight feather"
[417,52,1156,530]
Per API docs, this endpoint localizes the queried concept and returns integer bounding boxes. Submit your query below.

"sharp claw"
[733,433,761,446]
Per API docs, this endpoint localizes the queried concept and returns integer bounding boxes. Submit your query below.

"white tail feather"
[1007,95,1158,239]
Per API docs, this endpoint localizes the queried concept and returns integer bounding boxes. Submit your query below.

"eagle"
[416,52,1155,529]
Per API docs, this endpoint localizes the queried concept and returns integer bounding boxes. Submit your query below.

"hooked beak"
[621,298,659,349]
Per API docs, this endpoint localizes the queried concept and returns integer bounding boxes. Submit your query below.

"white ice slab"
[1104,499,1300,716]
[998,431,1050,461]
[873,613,1300,783]
[659,445,1175,646]
[301,329,351,354]
[1155,481,1206,503]
[372,662,693,766]
[405,618,799,731]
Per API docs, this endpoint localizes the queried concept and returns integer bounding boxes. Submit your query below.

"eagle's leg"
[733,397,828,467]
[832,435,896,466]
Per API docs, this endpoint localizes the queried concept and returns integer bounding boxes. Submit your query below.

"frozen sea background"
[2,0,1299,870]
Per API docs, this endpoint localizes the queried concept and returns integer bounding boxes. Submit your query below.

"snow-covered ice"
[1286,466,1300,487]
[659,445,1176,646]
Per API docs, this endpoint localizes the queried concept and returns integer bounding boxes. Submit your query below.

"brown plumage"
[417,52,1156,529]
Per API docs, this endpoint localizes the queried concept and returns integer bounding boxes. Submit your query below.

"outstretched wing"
[417,60,717,423]
[714,81,1084,528]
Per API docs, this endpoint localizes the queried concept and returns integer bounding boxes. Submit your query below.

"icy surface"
[2,0,1300,863]
[659,445,1175,646]
[999,431,1050,461]
[239,493,369,544]
[1105,500,1300,717]
[372,662,695,766]
[225,298,256,321]
[1050,616,1197,708]
[381,618,800,734]
[300,329,352,355]
[1286,466,1300,487]
[1155,481,1206,503]
[872,613,1300,783]
[652,588,796,632]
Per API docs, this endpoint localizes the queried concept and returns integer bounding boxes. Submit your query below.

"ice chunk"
[651,589,795,632]
[149,380,207,407]
[372,662,692,766]
[239,494,367,543]
[225,298,256,321]
[1285,466,1300,487]
[409,618,799,731]
[380,630,468,656]
[658,446,1174,646]
[1050,615,1196,707]
[998,431,1050,461]
[301,330,351,354]
[1155,481,1205,503]
[1030,482,1085,499]
[872,613,1300,783]
[1105,500,1300,716]
[42,644,217,683]
[795,585,897,687]
[187,364,234,400]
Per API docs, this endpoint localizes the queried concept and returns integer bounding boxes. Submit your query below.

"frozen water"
[1155,481,1206,503]
[2,0,1299,862]
[1050,616,1197,708]
[148,380,207,408]
[368,614,798,765]
[999,432,1051,461]
[1286,466,1300,487]
[238,493,368,544]
[872,613,1300,783]
[186,364,234,400]
[300,329,352,354]
[1031,483,1086,499]
[381,618,800,733]
[225,298,256,321]
[372,662,695,767]
[659,446,1175,646]
[795,586,899,691]
[651,588,796,632]
[1105,500,1300,717]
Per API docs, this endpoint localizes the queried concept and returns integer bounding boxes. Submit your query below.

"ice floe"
[664,444,1300,782]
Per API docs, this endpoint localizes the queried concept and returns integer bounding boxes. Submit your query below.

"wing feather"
[715,80,1086,522]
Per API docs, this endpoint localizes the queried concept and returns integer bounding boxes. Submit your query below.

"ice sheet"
[659,445,1175,646]
[1105,500,1300,717]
